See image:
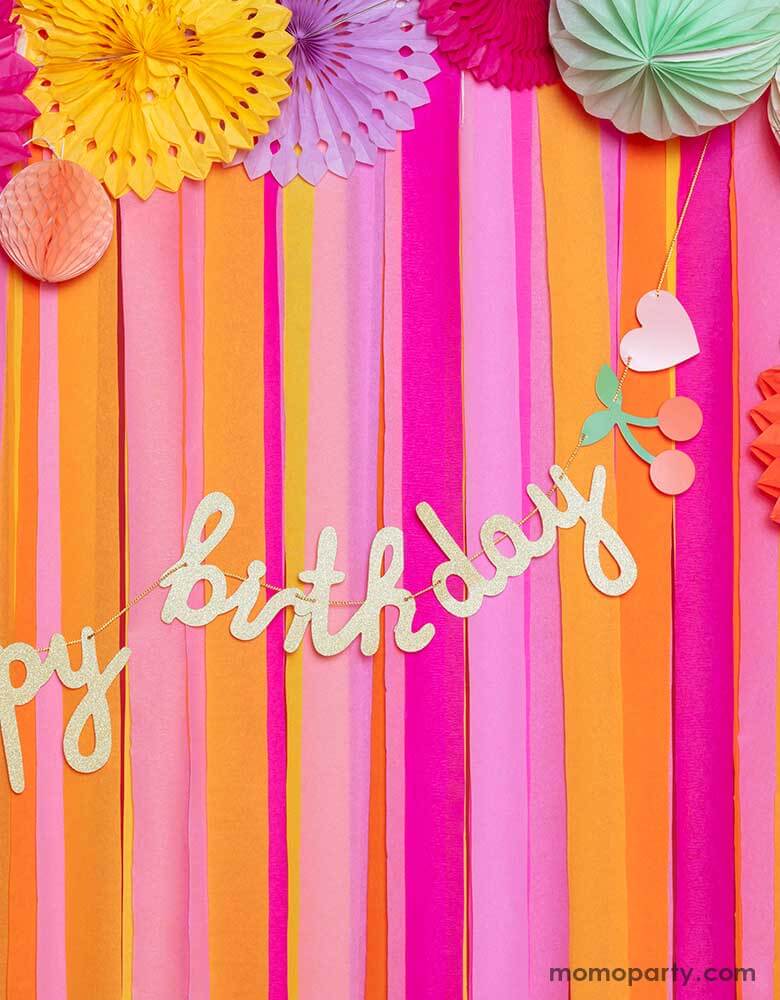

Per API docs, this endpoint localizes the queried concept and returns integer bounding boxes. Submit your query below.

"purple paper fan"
[241,0,439,186]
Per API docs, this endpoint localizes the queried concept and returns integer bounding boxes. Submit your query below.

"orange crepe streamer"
[58,217,123,999]
[537,83,629,998]
[616,136,673,996]
[203,164,269,999]
[365,342,388,1000]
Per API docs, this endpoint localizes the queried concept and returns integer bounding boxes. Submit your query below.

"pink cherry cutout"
[658,396,703,442]
[650,450,695,495]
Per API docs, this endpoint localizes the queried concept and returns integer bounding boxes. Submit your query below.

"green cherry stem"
[622,413,660,428]
[617,420,655,465]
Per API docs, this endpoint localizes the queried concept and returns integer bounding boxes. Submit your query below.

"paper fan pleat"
[550,0,780,139]
[19,0,294,198]
[240,0,438,187]
[420,0,559,91]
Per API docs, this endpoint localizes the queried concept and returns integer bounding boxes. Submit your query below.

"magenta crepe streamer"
[36,285,67,1000]
[180,179,210,1000]
[402,55,464,998]
[673,129,735,999]
[263,177,289,1000]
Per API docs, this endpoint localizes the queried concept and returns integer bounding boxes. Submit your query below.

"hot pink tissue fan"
[419,0,559,91]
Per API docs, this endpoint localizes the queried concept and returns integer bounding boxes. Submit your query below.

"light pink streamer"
[180,179,209,1000]
[299,167,380,999]
[122,191,189,999]
[525,92,569,997]
[345,165,384,1000]
[382,145,406,1000]
[734,104,780,996]
[461,76,528,998]
[35,283,66,1000]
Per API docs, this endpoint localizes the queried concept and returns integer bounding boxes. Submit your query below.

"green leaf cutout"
[595,364,620,407]
[581,409,617,447]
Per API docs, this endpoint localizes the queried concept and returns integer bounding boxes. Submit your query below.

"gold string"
[12,132,711,647]
[656,133,710,295]
[34,563,185,654]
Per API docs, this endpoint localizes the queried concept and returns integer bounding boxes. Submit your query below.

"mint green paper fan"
[549,0,780,139]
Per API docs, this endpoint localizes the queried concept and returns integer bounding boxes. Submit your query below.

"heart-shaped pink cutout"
[619,290,699,372]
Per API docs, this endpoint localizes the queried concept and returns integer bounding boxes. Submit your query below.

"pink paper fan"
[419,0,558,91]
[241,0,439,186]
[0,13,38,186]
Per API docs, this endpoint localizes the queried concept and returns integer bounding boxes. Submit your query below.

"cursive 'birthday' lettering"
[160,465,636,657]
[0,466,636,792]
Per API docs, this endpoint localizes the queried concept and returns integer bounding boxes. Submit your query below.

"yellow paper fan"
[18,0,294,199]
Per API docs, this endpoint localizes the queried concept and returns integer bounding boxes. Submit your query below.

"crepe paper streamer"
[461,78,528,994]
[0,160,113,282]
[673,128,736,998]
[749,368,780,524]
[581,364,702,495]
[549,0,780,140]
[733,104,780,994]
[0,2,39,187]
[121,192,190,995]
[620,290,700,371]
[240,0,438,186]
[18,0,294,199]
[419,0,558,91]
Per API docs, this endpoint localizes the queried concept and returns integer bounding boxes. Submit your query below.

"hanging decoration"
[0,158,114,282]
[619,290,700,372]
[419,0,557,91]
[17,0,295,199]
[0,0,38,186]
[549,0,780,140]
[581,364,702,497]
[240,0,438,187]
[0,473,637,792]
[749,368,780,524]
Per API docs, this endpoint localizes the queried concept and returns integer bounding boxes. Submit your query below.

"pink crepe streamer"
[0,7,39,184]
[419,0,558,91]
[241,0,438,186]
[673,129,736,1000]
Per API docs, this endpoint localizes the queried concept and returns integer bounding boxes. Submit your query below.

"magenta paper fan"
[241,0,439,186]
[0,0,38,186]
[419,0,558,91]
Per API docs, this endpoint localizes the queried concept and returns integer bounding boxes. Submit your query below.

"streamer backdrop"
[0,71,774,999]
